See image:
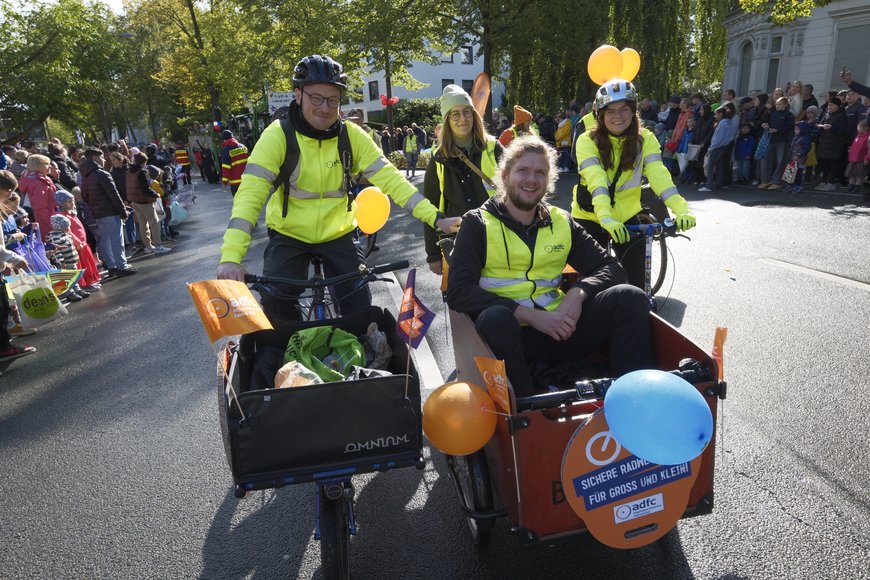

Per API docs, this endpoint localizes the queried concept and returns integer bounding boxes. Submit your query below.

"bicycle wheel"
[319,485,351,579]
[355,231,378,260]
[635,213,668,296]
[448,450,494,547]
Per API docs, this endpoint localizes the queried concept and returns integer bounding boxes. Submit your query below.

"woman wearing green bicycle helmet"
[573,79,696,288]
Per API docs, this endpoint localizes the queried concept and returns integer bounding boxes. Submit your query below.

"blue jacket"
[768,109,794,142]
[709,118,733,150]
[791,124,811,158]
[734,134,756,160]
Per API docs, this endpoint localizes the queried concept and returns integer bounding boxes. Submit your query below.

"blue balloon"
[604,369,713,466]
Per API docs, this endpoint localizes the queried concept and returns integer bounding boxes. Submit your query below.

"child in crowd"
[845,120,869,194]
[46,214,88,302]
[803,106,820,184]
[53,190,102,290]
[1,190,35,337]
[784,122,811,193]
[0,169,36,361]
[676,117,696,183]
[654,123,667,149]
[733,124,756,184]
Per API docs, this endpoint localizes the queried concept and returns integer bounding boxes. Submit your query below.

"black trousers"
[261,230,370,324]
[474,284,655,397]
[577,217,646,290]
[0,278,12,350]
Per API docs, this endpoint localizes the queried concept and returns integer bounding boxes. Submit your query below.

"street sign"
[267,92,294,115]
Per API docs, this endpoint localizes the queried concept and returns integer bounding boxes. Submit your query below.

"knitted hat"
[55,189,74,204]
[669,95,681,105]
[221,130,233,140]
[805,105,819,114]
[440,84,473,119]
[50,214,71,230]
[829,97,842,107]
[513,105,532,126]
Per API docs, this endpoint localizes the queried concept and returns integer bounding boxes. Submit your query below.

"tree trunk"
[385,53,395,142]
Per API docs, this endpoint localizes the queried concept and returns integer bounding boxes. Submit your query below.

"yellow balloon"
[620,48,641,82]
[423,381,497,456]
[587,45,623,85]
[355,186,390,234]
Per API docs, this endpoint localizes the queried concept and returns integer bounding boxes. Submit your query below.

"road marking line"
[383,272,445,392]
[759,258,870,292]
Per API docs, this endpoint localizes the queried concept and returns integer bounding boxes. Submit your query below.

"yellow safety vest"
[479,207,572,311]
[220,119,439,264]
[434,138,499,211]
[572,128,685,223]
[404,135,417,153]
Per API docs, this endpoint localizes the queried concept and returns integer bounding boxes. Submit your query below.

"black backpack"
[270,111,356,218]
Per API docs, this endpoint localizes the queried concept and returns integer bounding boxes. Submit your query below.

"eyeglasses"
[448,109,474,122]
[302,89,341,109]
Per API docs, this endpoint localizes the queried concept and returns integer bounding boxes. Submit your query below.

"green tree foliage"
[739,0,830,24]
[0,0,128,143]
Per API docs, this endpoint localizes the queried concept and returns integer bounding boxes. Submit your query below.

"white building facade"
[723,0,870,98]
[341,44,505,119]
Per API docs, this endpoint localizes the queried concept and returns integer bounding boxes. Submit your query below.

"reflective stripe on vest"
[479,208,572,311]
[435,139,498,211]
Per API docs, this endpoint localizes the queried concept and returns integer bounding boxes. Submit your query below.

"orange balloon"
[423,381,497,456]
[620,48,641,82]
[587,45,623,85]
[355,186,390,234]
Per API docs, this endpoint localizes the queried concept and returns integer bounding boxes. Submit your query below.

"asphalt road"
[1,174,868,579]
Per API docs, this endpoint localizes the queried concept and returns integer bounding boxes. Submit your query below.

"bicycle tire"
[449,450,494,547]
[319,492,351,579]
[355,231,378,260]
[634,213,668,296]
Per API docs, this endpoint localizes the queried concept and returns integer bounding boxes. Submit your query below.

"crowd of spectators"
[640,73,870,201]
[0,137,193,366]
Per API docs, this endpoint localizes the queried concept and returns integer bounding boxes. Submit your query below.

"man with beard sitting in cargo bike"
[445,135,655,397]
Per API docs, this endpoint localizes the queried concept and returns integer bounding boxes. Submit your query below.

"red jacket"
[221,138,248,186]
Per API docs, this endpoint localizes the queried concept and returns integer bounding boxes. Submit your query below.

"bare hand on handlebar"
[217,262,248,282]
[428,260,444,275]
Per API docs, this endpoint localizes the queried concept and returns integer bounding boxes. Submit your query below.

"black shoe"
[65,292,83,302]
[111,267,138,277]
[76,289,91,298]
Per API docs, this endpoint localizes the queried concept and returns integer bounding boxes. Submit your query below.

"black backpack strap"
[338,122,356,211]
[275,118,301,219]
[575,165,622,212]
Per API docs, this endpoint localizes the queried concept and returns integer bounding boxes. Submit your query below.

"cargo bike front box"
[217,306,424,495]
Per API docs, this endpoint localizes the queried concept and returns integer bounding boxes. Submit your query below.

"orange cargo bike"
[445,305,727,549]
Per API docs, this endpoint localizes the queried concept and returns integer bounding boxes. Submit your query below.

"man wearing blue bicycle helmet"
[573,79,696,288]
[218,55,460,322]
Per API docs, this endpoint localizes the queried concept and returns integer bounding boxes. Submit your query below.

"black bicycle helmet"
[292,55,348,89]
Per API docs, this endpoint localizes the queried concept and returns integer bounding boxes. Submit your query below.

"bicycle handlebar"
[626,218,679,238]
[244,260,410,290]
[515,359,712,412]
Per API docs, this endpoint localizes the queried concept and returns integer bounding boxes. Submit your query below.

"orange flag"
[187,279,273,343]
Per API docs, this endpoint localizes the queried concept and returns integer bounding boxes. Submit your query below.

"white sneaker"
[153,246,173,254]
[698,186,713,192]
[143,246,156,253]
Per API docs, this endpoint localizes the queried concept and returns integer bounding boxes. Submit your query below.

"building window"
[770,35,783,54]
[766,58,780,93]
[461,46,473,64]
[442,79,455,90]
[462,79,474,93]
[441,52,454,63]
[352,87,363,103]
[368,81,379,101]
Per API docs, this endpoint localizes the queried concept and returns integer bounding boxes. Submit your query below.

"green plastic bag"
[284,326,365,382]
